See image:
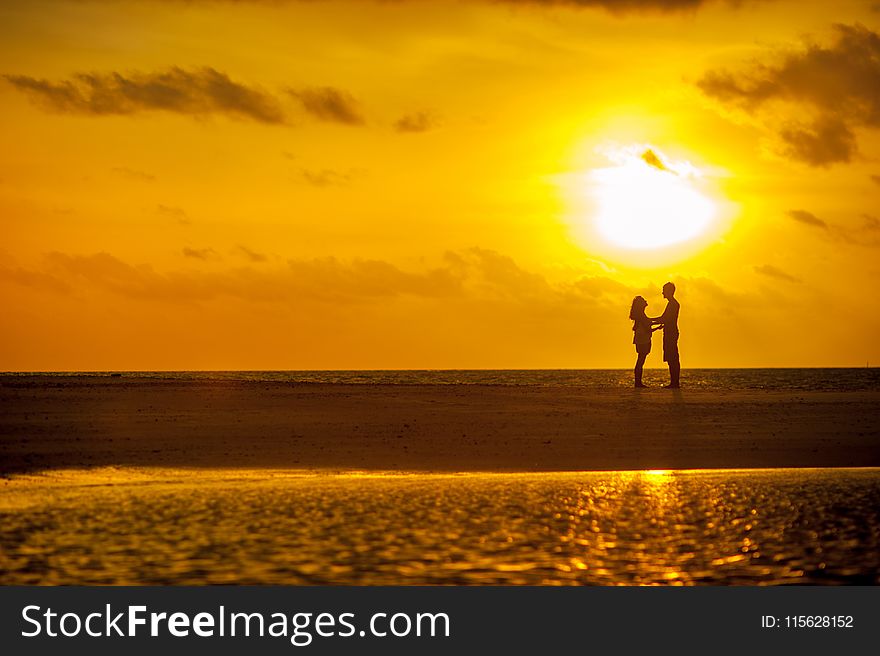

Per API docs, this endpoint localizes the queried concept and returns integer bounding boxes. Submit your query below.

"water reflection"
[1,468,877,585]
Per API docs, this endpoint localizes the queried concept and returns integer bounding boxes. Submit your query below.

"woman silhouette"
[629,296,659,388]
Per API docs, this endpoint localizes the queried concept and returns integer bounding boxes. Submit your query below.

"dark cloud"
[289,87,364,125]
[111,167,156,182]
[871,174,880,185]
[778,116,856,167]
[394,112,435,133]
[182,247,218,260]
[697,24,880,166]
[5,67,286,124]
[754,264,801,283]
[640,148,672,172]
[787,209,828,229]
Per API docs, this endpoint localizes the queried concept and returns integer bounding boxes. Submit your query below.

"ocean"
[5,368,880,391]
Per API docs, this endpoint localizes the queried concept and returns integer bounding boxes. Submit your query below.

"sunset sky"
[2,0,879,369]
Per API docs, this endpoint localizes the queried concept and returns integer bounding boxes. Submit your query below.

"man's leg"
[669,359,680,387]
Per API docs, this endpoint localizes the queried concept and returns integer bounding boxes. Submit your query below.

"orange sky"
[1,0,879,369]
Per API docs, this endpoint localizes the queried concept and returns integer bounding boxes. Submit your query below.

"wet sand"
[1,376,878,474]
[2,467,878,584]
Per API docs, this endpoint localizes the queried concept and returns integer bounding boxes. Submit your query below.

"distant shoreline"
[2,368,878,393]
[2,377,878,476]
[3,366,878,372]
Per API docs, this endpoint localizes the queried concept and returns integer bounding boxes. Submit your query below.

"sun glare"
[590,146,717,250]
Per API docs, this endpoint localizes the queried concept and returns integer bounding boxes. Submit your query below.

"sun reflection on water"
[0,467,877,585]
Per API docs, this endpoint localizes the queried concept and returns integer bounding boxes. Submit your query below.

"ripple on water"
[1,468,878,585]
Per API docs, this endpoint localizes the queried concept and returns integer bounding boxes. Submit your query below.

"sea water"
[6,368,880,391]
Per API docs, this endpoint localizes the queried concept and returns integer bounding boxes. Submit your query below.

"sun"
[590,146,717,250]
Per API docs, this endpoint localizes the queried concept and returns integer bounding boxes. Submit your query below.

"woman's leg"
[634,352,647,387]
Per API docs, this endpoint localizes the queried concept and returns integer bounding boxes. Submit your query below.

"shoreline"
[2,377,878,475]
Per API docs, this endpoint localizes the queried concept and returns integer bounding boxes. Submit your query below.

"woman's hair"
[629,296,647,321]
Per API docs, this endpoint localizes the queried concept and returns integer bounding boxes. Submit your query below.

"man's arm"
[651,303,670,325]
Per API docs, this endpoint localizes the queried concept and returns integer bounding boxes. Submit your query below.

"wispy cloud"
[5,67,287,124]
[394,111,435,133]
[54,0,748,13]
[235,245,268,263]
[157,204,190,225]
[786,209,828,229]
[754,264,801,283]
[786,209,880,247]
[299,168,357,187]
[111,167,157,182]
[2,248,632,309]
[0,264,71,294]
[182,247,219,260]
[288,87,365,125]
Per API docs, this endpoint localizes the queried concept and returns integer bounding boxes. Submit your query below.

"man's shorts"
[663,332,679,363]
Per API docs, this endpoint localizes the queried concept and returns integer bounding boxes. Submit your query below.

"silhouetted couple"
[629,282,680,389]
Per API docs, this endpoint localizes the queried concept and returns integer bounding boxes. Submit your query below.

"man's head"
[662,282,676,299]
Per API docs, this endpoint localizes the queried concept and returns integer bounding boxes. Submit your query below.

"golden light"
[590,146,717,250]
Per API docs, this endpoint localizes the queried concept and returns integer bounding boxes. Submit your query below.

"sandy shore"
[1,376,878,475]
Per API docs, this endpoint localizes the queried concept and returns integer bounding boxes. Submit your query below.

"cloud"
[235,245,268,263]
[2,248,636,310]
[288,87,364,125]
[182,247,218,260]
[17,251,461,304]
[778,116,857,167]
[5,67,286,124]
[697,24,880,166]
[299,168,355,187]
[394,112,435,133]
[754,264,801,283]
[841,214,880,247]
[871,174,880,185]
[111,167,157,182]
[54,0,750,14]
[785,209,880,247]
[495,0,727,9]
[157,204,189,224]
[786,209,828,229]
[640,148,672,172]
[0,264,70,294]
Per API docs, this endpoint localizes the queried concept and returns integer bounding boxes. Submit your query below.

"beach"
[1,375,878,475]
[2,374,879,585]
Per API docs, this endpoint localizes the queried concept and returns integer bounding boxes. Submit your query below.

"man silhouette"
[653,282,680,388]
